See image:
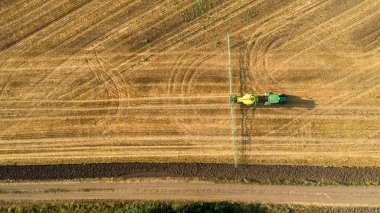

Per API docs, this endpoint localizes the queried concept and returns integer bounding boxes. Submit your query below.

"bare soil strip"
[0,163,379,183]
[0,180,379,207]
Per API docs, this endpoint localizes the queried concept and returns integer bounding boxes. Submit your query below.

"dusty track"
[0,180,379,207]
[0,0,379,167]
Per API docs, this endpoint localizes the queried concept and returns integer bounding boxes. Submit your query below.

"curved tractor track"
[0,0,379,170]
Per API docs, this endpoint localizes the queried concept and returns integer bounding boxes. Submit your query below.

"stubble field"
[0,0,379,167]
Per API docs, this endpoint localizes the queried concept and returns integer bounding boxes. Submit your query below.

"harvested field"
[0,0,380,167]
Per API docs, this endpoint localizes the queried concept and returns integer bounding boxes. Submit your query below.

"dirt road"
[0,0,379,167]
[0,180,379,207]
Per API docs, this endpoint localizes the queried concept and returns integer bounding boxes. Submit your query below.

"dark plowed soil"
[1,162,380,182]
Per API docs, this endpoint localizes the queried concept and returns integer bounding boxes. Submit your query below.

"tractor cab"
[263,92,288,105]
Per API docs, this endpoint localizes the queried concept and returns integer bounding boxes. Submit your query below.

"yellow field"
[0,0,379,166]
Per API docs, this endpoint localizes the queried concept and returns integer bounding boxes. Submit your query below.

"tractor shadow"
[283,95,316,109]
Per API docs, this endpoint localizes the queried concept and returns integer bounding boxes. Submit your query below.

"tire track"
[252,1,380,136]
[1,0,165,135]
[54,0,202,100]
[239,0,329,93]
[176,54,219,134]
[0,0,93,51]
[228,0,379,154]
[24,0,153,100]
[1,1,125,100]
[77,0,266,99]
[6,0,153,101]
[167,52,215,134]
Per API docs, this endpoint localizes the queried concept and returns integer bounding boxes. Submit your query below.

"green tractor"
[231,92,288,106]
[262,92,288,106]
